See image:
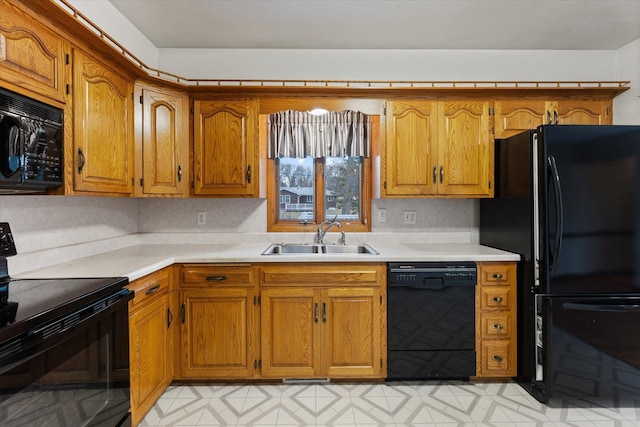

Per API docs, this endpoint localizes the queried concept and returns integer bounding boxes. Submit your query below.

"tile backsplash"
[0,195,478,274]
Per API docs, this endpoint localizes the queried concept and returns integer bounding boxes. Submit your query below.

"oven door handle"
[563,301,640,313]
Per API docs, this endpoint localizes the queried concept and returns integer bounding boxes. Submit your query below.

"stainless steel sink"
[261,243,378,255]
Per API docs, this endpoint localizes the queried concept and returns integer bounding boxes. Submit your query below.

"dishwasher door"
[387,263,476,380]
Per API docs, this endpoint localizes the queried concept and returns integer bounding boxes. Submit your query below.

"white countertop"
[17,242,519,281]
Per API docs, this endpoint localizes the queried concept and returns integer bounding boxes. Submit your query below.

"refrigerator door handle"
[563,301,640,313]
[547,155,563,274]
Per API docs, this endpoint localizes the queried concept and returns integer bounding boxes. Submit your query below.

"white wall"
[65,0,158,68]
[158,48,617,82]
[614,39,640,125]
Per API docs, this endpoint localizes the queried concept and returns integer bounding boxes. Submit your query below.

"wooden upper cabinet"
[384,100,493,198]
[193,99,259,197]
[384,100,438,196]
[556,99,612,125]
[0,0,69,103]
[134,83,189,197]
[71,49,133,195]
[494,99,613,139]
[439,100,493,196]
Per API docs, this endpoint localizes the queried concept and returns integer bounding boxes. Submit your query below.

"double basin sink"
[262,243,378,255]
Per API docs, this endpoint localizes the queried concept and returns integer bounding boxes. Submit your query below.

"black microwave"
[0,88,63,193]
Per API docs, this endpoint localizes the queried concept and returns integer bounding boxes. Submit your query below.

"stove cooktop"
[0,276,129,342]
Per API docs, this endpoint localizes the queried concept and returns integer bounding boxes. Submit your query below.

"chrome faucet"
[316,218,342,244]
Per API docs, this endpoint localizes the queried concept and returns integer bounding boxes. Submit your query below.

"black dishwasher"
[387,262,477,380]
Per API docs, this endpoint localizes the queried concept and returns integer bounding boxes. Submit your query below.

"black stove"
[0,222,132,427]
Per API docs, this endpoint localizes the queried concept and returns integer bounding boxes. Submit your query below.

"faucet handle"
[339,231,346,245]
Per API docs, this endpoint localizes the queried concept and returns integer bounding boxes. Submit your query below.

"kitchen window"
[266,110,372,232]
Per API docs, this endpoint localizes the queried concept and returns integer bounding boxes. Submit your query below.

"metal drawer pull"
[493,296,504,303]
[314,303,319,323]
[206,275,227,281]
[432,166,437,184]
[167,308,173,328]
[492,273,503,280]
[492,323,504,330]
[322,302,327,323]
[492,355,504,362]
[145,284,160,295]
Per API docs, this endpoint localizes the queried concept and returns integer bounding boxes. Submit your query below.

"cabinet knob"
[492,355,504,363]
[492,323,504,330]
[493,296,504,303]
[492,273,503,280]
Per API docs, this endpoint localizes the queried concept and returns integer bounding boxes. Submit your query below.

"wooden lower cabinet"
[127,267,176,427]
[475,262,517,378]
[259,263,386,379]
[177,264,259,379]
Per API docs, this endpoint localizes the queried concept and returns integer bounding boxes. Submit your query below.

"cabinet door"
[494,100,548,139]
[439,100,493,197]
[384,100,438,196]
[135,84,189,197]
[129,293,173,427]
[0,0,68,102]
[181,288,256,378]
[72,49,133,195]
[323,288,382,378]
[260,288,320,378]
[193,99,258,196]
[556,99,612,125]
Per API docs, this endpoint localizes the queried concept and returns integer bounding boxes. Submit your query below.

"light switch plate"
[197,211,206,225]
[378,208,386,223]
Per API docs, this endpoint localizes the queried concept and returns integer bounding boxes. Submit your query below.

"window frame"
[267,156,371,233]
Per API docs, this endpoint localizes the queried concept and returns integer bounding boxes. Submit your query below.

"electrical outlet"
[378,208,387,223]
[403,210,417,225]
[197,211,206,225]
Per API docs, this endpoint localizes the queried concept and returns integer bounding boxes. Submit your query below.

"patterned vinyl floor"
[139,381,640,426]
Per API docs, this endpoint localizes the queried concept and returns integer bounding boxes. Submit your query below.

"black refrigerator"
[480,125,640,405]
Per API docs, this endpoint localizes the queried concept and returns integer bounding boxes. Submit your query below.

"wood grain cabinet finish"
[71,49,134,195]
[494,99,613,138]
[384,100,493,198]
[258,263,386,379]
[178,264,259,379]
[475,262,517,378]
[134,83,189,197]
[193,99,259,197]
[127,267,175,427]
[0,0,69,102]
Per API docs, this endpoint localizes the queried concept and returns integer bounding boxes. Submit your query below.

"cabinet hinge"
[140,95,144,104]
[66,84,70,95]
[65,53,70,65]
[489,180,492,189]
[380,358,383,368]
[383,181,387,190]
[491,126,495,135]
[181,303,186,324]
[131,178,134,186]
[383,106,387,115]
[380,295,382,305]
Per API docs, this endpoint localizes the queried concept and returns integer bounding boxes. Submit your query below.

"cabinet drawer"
[259,263,385,287]
[181,264,254,288]
[480,340,515,377]
[480,286,512,310]
[477,263,516,286]
[480,312,512,339]
[128,268,171,311]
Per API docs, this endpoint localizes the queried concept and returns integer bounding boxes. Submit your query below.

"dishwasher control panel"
[388,262,477,286]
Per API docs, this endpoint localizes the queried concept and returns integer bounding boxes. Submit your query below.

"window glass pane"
[277,157,315,222]
[324,157,362,222]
